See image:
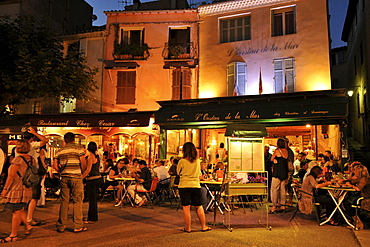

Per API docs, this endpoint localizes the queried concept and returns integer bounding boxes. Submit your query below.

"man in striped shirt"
[53,132,87,233]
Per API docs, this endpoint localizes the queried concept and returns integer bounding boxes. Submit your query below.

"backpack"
[17,156,40,188]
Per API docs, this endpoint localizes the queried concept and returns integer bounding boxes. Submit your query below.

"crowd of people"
[265,137,370,229]
[1,132,370,242]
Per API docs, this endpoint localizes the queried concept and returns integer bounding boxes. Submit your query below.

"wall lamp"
[347,86,361,97]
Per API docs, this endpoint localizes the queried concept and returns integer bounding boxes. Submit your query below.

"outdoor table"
[115,177,135,207]
[200,180,225,227]
[200,180,223,213]
[320,186,356,228]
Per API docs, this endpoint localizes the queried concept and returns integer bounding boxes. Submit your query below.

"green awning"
[225,124,267,137]
[155,89,348,129]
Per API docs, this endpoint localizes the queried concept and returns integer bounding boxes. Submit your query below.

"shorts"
[4,202,28,212]
[31,182,42,200]
[179,188,202,206]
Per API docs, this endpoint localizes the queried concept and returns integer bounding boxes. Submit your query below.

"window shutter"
[116,71,136,104]
[182,69,192,99]
[172,69,181,100]
[235,62,246,95]
[285,58,295,92]
[227,63,235,96]
[274,60,283,93]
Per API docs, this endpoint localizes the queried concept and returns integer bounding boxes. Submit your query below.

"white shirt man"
[153,160,170,184]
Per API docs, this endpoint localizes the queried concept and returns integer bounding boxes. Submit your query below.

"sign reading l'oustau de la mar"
[158,97,347,124]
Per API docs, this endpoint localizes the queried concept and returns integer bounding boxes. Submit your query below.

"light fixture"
[306,124,311,128]
[347,90,354,97]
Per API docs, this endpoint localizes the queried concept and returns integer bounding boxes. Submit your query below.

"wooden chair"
[134,177,159,209]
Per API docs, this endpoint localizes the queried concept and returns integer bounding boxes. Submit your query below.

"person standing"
[1,140,34,243]
[53,132,87,233]
[216,142,227,162]
[18,127,48,226]
[177,142,211,233]
[83,142,102,224]
[269,138,289,214]
[264,145,273,202]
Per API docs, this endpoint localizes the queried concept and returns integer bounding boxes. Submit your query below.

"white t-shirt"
[153,166,170,184]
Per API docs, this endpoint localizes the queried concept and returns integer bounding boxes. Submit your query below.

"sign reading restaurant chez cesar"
[30,112,153,127]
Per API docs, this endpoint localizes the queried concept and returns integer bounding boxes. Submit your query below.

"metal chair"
[289,185,322,225]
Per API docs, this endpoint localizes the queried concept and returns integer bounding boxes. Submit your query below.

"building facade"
[156,0,346,162]
[342,0,370,148]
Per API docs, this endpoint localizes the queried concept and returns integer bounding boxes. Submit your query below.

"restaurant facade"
[154,0,349,164]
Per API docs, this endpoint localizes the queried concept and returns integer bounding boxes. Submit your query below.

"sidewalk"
[0,198,368,247]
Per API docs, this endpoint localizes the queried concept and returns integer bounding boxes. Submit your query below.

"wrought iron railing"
[162,42,197,60]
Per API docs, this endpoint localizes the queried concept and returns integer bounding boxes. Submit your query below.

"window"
[332,51,345,65]
[274,58,295,93]
[272,6,296,37]
[220,15,251,43]
[60,97,76,113]
[227,62,247,96]
[33,101,41,114]
[119,28,144,45]
[172,68,192,100]
[116,71,136,104]
[168,27,191,57]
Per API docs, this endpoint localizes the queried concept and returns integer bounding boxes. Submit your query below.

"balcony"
[162,42,197,60]
[113,43,150,60]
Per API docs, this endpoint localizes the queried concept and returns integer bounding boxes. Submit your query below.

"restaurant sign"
[156,96,347,125]
[30,112,154,127]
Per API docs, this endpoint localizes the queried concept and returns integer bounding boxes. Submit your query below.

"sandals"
[268,207,279,214]
[83,221,96,224]
[0,236,17,243]
[73,227,88,233]
[325,218,339,226]
[25,227,33,235]
[201,227,212,232]
[180,228,191,233]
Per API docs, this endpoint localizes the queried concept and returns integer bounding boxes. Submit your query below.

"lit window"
[60,97,76,113]
[116,71,136,104]
[172,69,192,100]
[33,101,41,114]
[227,62,247,96]
[220,15,251,43]
[274,58,295,93]
[271,6,296,37]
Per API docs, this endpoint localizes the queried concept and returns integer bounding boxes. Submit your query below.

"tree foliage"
[0,16,98,110]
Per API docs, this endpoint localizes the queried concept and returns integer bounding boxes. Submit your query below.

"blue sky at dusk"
[85,0,349,48]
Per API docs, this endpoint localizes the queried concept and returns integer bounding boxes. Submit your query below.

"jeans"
[56,177,84,230]
[86,178,102,221]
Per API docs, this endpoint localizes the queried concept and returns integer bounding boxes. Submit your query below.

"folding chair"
[135,177,159,209]
[290,185,321,225]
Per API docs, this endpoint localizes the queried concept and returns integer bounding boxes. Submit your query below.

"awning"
[30,111,154,127]
[225,124,267,137]
[155,89,348,129]
[0,115,33,134]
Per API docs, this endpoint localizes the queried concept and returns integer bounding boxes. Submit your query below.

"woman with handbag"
[269,138,289,214]
[1,140,34,243]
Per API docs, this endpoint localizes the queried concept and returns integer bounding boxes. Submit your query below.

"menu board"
[228,138,264,172]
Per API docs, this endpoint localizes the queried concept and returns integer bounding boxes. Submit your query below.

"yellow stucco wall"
[198,0,331,98]
[103,10,198,112]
